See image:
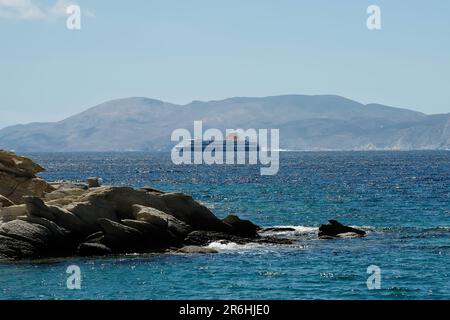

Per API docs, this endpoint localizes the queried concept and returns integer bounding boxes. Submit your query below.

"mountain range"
[1,95,449,152]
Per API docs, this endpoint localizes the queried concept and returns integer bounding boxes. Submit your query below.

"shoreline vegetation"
[0,150,365,262]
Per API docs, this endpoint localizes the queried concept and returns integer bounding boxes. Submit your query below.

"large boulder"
[222,215,260,238]
[0,150,45,177]
[122,219,181,248]
[0,234,39,259]
[133,205,192,238]
[97,218,143,252]
[0,204,27,222]
[24,197,90,236]
[0,220,52,249]
[80,187,170,214]
[0,150,54,204]
[160,193,230,232]
[318,220,366,238]
[66,187,170,222]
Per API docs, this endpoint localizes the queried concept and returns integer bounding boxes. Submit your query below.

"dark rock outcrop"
[222,215,260,238]
[87,177,101,188]
[78,242,112,256]
[318,220,366,238]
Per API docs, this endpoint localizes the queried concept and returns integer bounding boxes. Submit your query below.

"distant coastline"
[1,95,449,152]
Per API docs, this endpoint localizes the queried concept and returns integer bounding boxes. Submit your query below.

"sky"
[0,0,449,128]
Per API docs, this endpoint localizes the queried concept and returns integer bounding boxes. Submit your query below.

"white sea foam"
[207,240,261,252]
[259,225,318,237]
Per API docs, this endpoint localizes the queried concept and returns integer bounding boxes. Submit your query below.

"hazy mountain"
[0,95,449,151]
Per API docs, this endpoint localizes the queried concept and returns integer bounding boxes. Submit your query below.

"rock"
[0,195,14,208]
[133,205,192,238]
[97,218,143,251]
[78,242,112,256]
[0,234,39,259]
[122,219,182,248]
[160,193,230,232]
[48,181,88,191]
[18,216,71,239]
[71,187,170,222]
[0,204,27,222]
[87,177,101,188]
[260,227,296,232]
[0,220,51,249]
[177,246,218,254]
[24,197,90,236]
[255,236,293,245]
[0,151,54,204]
[65,201,120,228]
[17,216,76,255]
[184,230,293,246]
[222,215,260,237]
[140,186,165,195]
[45,187,87,206]
[0,173,54,205]
[318,220,366,238]
[184,230,250,246]
[83,231,104,243]
[0,150,45,177]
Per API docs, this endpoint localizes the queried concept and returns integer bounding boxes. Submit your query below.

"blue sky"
[1,0,449,128]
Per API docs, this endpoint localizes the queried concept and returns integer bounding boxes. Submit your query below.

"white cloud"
[0,0,94,20]
[0,0,44,19]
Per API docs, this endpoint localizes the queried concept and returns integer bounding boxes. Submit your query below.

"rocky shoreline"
[0,150,365,261]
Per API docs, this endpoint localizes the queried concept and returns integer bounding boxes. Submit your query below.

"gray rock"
[97,218,143,251]
[177,246,218,254]
[0,220,52,249]
[133,204,192,238]
[0,234,39,259]
[25,197,89,236]
[122,219,181,248]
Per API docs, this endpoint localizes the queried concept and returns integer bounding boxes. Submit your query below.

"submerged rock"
[318,220,366,238]
[177,246,218,254]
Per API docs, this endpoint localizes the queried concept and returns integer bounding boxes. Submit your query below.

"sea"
[0,151,449,300]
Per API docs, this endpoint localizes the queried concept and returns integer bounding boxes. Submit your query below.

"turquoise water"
[1,151,449,299]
